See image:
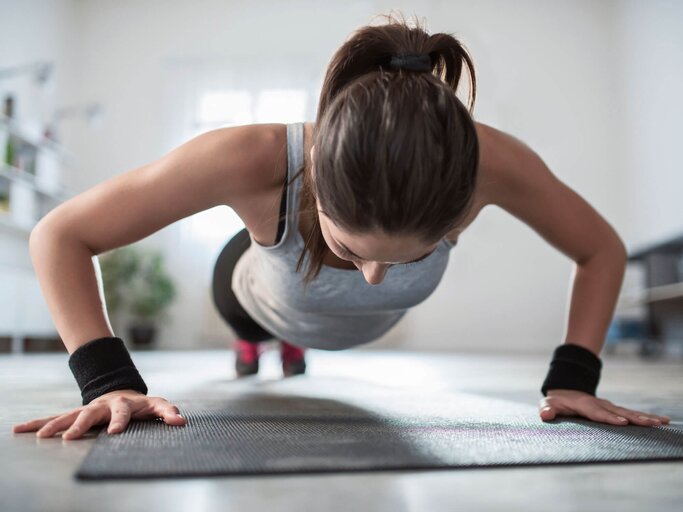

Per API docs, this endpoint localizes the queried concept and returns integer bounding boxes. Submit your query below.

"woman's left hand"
[539,389,671,426]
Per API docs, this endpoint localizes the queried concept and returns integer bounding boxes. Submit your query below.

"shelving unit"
[0,112,75,232]
[0,111,76,352]
[0,162,73,233]
[625,233,683,355]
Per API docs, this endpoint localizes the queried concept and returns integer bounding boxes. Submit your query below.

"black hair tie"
[388,52,432,73]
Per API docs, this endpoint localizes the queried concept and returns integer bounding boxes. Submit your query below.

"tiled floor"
[2,346,682,512]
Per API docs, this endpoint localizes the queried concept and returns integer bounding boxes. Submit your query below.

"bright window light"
[198,90,253,127]
[255,89,308,123]
[182,87,307,251]
[180,206,245,247]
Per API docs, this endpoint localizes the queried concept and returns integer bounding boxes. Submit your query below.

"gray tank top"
[231,122,458,350]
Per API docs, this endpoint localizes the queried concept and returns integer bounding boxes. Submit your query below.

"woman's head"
[292,13,480,287]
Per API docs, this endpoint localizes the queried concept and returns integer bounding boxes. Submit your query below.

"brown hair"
[284,12,479,289]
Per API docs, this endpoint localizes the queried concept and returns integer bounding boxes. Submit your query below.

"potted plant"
[99,246,176,348]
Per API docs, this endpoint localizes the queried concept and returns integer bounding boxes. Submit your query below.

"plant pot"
[128,324,157,349]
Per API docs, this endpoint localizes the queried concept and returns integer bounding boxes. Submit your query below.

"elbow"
[28,219,61,254]
[28,222,47,252]
[605,229,628,261]
[613,237,629,261]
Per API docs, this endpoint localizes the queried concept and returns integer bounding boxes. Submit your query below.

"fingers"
[540,395,672,427]
[584,405,630,425]
[539,396,574,422]
[106,400,133,435]
[61,407,107,440]
[13,396,187,441]
[541,400,626,425]
[600,403,670,426]
[540,406,556,421]
[35,410,82,438]
[94,395,144,436]
[152,399,187,427]
[12,414,62,433]
[540,394,626,425]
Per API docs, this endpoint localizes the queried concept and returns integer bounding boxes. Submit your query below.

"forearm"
[562,245,627,357]
[564,247,627,356]
[29,227,115,355]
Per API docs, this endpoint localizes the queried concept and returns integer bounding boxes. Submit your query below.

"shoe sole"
[235,361,259,376]
[282,361,306,377]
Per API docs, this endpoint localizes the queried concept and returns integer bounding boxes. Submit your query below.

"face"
[317,208,440,285]
[311,145,440,286]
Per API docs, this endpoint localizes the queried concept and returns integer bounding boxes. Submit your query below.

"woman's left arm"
[475,122,670,427]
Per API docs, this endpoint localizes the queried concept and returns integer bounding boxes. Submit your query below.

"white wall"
[375,0,630,353]
[0,0,82,346]
[612,0,683,250]
[2,0,680,354]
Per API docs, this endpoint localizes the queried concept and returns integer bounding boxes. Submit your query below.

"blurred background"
[1,0,681,357]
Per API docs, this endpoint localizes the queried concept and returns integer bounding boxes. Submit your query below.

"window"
[181,87,309,252]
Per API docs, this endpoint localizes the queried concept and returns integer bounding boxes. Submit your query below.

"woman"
[12,15,670,441]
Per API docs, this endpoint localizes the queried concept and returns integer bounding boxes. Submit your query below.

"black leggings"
[211,227,277,343]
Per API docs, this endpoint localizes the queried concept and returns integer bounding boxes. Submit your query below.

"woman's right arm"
[12,123,282,439]
[29,123,279,352]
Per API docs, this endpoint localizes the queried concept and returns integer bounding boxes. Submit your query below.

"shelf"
[628,232,683,260]
[0,112,76,160]
[646,281,683,303]
[0,118,75,238]
[0,163,72,201]
[0,211,33,236]
[617,282,683,308]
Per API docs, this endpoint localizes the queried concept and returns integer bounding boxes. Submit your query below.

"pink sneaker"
[233,339,262,376]
[280,340,307,376]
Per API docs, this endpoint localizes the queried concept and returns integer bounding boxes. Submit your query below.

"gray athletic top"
[231,122,458,350]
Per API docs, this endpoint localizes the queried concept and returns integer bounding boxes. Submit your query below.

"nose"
[360,262,390,285]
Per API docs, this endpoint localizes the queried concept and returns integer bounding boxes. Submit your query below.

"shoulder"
[473,121,507,209]
[211,123,299,245]
[472,120,553,209]
[206,123,289,202]
[185,123,290,235]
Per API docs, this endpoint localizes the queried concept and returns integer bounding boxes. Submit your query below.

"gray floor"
[2,345,682,512]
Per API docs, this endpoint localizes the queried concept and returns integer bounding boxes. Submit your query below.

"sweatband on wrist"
[68,336,148,406]
[541,343,602,397]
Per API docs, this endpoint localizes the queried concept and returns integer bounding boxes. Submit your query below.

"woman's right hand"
[11,389,187,440]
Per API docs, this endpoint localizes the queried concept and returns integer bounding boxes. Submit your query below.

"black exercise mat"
[75,387,683,480]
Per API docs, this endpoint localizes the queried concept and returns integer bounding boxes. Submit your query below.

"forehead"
[323,214,437,263]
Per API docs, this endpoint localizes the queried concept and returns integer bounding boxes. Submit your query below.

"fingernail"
[617,416,627,422]
[175,414,183,418]
[110,423,122,430]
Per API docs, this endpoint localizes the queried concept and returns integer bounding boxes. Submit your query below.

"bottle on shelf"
[0,95,13,211]
[0,179,9,213]
[3,95,16,169]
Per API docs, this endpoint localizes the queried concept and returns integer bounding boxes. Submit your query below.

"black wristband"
[541,343,602,397]
[68,336,148,406]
